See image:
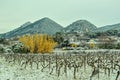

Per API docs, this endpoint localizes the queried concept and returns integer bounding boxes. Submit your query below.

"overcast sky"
[0,0,120,33]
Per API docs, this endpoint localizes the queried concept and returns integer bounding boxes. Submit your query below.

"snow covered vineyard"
[0,50,120,80]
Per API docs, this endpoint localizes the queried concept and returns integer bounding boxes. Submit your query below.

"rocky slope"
[2,17,63,38]
[63,20,97,33]
[96,23,120,32]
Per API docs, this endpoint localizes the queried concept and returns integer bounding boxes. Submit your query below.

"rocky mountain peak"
[64,19,97,33]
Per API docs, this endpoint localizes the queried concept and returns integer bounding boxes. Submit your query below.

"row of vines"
[0,51,120,80]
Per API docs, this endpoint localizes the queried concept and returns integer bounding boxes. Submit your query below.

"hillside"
[96,23,120,32]
[63,20,97,33]
[1,18,120,38]
[2,17,63,38]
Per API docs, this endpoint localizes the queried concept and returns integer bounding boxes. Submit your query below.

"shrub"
[19,34,57,53]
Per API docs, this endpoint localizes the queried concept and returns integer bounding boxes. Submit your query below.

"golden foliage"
[89,43,95,49]
[70,43,77,47]
[19,33,57,53]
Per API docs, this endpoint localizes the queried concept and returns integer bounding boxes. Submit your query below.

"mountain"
[20,21,32,28]
[1,17,63,38]
[63,20,97,33]
[1,17,120,39]
[96,23,120,32]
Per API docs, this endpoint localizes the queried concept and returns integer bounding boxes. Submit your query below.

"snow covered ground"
[0,51,120,80]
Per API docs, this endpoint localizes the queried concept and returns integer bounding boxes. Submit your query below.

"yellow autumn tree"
[29,36,35,53]
[19,35,30,50]
[89,43,95,49]
[19,33,57,54]
[70,43,77,47]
